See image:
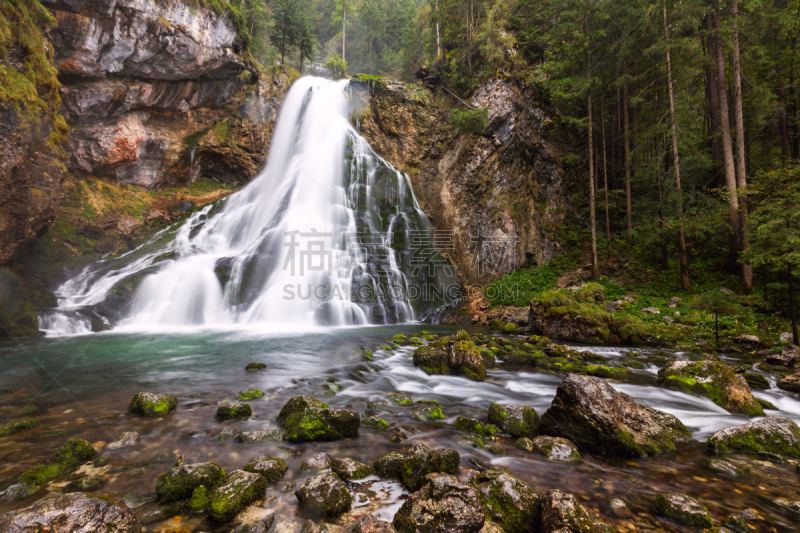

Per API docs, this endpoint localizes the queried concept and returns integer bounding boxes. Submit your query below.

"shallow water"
[1,327,799,532]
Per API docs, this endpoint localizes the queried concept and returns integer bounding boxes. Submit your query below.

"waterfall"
[39,77,457,334]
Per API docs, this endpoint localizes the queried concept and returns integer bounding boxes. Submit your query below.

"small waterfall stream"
[39,77,456,335]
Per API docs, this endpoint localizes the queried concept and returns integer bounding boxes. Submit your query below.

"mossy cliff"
[352,76,567,286]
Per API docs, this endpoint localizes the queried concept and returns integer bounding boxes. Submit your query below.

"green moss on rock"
[237,389,264,401]
[654,493,713,528]
[243,456,288,483]
[129,392,177,417]
[216,400,252,419]
[0,417,40,436]
[155,462,225,502]
[207,470,267,521]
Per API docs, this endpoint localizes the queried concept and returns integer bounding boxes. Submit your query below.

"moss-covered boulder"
[402,443,460,491]
[207,470,267,521]
[301,452,332,472]
[777,373,800,393]
[277,396,359,442]
[470,467,540,533]
[129,392,177,417]
[540,374,690,457]
[654,493,713,528]
[412,405,445,421]
[243,456,288,483]
[189,485,209,512]
[237,389,264,401]
[531,436,581,463]
[657,360,763,416]
[362,416,389,429]
[216,400,252,419]
[393,473,485,533]
[331,457,373,480]
[707,416,800,458]
[541,489,613,533]
[389,392,413,405]
[373,452,404,480]
[155,462,226,502]
[413,331,487,382]
[277,396,329,423]
[245,362,267,371]
[487,404,539,439]
[0,418,40,436]
[15,439,97,497]
[295,472,352,517]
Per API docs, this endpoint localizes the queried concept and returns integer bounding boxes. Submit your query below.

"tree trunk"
[705,16,724,187]
[790,264,799,345]
[731,1,752,292]
[435,0,441,58]
[712,0,741,265]
[602,104,611,267]
[623,65,632,236]
[588,65,598,280]
[342,5,346,63]
[779,76,792,159]
[665,1,691,291]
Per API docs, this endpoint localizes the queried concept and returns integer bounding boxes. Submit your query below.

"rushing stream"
[2,327,800,531]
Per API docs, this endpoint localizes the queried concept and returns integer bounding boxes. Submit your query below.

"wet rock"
[777,373,800,393]
[389,392,413,405]
[362,416,389,429]
[609,499,628,517]
[413,330,487,382]
[743,372,769,390]
[772,498,800,514]
[65,476,103,492]
[541,489,612,533]
[707,416,800,458]
[244,456,288,483]
[278,396,359,442]
[235,429,281,443]
[766,344,800,368]
[300,452,332,472]
[0,418,40,436]
[540,374,690,457]
[175,454,193,467]
[702,458,742,477]
[402,443,460,491]
[531,436,581,463]
[129,392,177,417]
[470,467,540,533]
[373,452,404,480]
[107,431,140,450]
[515,437,534,451]
[0,492,142,533]
[393,473,485,533]
[723,514,748,533]
[654,493,713,528]
[331,457,373,480]
[231,513,275,533]
[217,400,252,419]
[238,389,264,401]
[155,462,226,502]
[246,363,268,371]
[412,405,446,421]
[207,470,267,521]
[295,472,352,517]
[14,439,97,498]
[344,515,395,533]
[455,416,487,435]
[487,404,539,439]
[657,360,763,416]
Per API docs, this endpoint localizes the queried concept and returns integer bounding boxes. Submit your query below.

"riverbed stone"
[412,405,446,421]
[707,416,800,457]
[702,458,742,477]
[531,436,581,463]
[0,418,40,436]
[413,330,487,382]
[470,467,540,533]
[722,514,748,533]
[393,473,485,533]
[389,392,413,405]
[344,515,395,533]
[107,431,140,450]
[362,416,389,429]
[65,476,103,492]
[541,489,612,533]
[207,470,267,521]
[245,362,267,371]
[235,429,281,443]
[402,443,461,491]
[217,400,252,419]
[515,437,535,451]
[243,456,288,482]
[301,452,332,471]
[14,439,98,498]
[331,457,373,480]
[654,493,713,528]
[295,472,352,517]
[238,389,264,401]
[657,360,763,416]
[129,392,177,417]
[487,404,539,439]
[0,492,142,533]
[766,344,800,368]
[155,462,226,502]
[539,374,690,457]
[373,452,404,480]
[777,373,800,393]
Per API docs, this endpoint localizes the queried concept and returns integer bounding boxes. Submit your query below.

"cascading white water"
[40,77,456,335]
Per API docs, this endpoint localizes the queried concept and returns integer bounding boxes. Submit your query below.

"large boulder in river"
[539,374,691,457]
[129,392,177,417]
[0,492,142,533]
[541,490,612,533]
[766,344,800,368]
[413,330,487,382]
[393,473,485,533]
[207,470,267,521]
[331,457,373,480]
[654,493,713,528]
[277,396,360,442]
[777,373,800,393]
[470,467,540,533]
[487,404,539,438]
[707,416,800,458]
[374,452,404,480]
[13,439,97,498]
[295,472,352,517]
[657,360,763,416]
[402,443,461,491]
[155,462,226,501]
[243,456,288,483]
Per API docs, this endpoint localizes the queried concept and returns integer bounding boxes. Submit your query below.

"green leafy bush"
[448,107,489,135]
[482,253,579,306]
[325,54,348,79]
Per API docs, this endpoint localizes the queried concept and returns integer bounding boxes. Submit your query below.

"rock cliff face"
[354,78,567,285]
